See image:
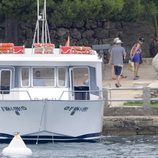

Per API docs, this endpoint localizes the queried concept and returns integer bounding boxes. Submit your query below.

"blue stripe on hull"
[0,133,101,144]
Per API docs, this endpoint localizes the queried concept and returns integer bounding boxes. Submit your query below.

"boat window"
[1,70,11,94]
[89,66,99,95]
[33,68,55,87]
[21,68,30,87]
[72,67,89,86]
[57,67,66,87]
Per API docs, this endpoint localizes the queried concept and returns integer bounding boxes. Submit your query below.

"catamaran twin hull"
[0,99,104,144]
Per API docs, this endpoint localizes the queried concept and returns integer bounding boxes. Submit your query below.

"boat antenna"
[32,0,51,47]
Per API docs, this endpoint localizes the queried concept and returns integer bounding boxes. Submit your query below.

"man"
[109,39,126,87]
[111,37,119,80]
[33,71,45,86]
[110,37,127,80]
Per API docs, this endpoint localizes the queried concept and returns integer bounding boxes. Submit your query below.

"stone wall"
[50,20,154,57]
[103,107,158,136]
[104,107,158,116]
[103,116,158,136]
[0,19,154,57]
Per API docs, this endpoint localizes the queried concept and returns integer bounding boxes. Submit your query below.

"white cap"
[115,39,123,44]
[113,37,120,43]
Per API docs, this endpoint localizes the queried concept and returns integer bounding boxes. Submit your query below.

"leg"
[120,67,127,78]
[111,65,116,79]
[114,66,122,87]
[133,53,141,79]
[134,62,140,79]
[116,75,121,86]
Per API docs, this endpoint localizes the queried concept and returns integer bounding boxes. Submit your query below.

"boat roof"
[0,48,102,66]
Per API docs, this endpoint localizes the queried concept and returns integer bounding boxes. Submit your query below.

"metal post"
[103,88,109,107]
[37,0,39,43]
[143,87,151,109]
[44,0,47,43]
[33,0,51,44]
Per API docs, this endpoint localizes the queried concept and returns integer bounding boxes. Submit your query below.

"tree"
[141,0,158,37]
[0,0,157,45]
[119,0,144,22]
[98,0,124,21]
[0,0,37,44]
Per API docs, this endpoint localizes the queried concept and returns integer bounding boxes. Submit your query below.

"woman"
[130,37,144,80]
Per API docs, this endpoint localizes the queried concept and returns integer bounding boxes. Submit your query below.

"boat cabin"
[0,47,102,101]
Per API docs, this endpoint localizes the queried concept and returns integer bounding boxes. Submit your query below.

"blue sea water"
[0,135,158,158]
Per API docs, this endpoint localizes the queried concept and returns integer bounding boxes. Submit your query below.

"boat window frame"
[0,69,12,94]
[20,67,31,87]
[71,66,90,87]
[31,67,56,87]
[57,67,67,87]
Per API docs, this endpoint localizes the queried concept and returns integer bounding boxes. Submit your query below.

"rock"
[56,28,69,37]
[71,28,81,40]
[152,54,158,79]
[72,20,85,28]
[94,28,109,39]
[82,30,94,38]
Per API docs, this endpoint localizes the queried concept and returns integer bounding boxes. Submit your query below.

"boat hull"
[0,133,101,144]
[0,100,104,144]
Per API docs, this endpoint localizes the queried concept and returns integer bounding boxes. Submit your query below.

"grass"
[123,101,158,108]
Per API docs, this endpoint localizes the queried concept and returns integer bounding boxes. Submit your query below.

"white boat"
[0,0,104,144]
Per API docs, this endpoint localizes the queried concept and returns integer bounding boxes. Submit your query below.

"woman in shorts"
[130,37,144,80]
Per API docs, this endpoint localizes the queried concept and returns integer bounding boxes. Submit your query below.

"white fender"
[2,133,32,157]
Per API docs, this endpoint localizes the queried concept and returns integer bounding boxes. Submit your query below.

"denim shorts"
[114,66,122,76]
[132,53,141,63]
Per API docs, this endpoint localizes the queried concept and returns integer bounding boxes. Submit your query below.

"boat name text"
[1,106,27,115]
[64,106,88,115]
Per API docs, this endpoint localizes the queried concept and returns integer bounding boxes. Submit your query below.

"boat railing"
[103,86,158,107]
[0,89,103,101]
[0,90,32,100]
[59,89,103,101]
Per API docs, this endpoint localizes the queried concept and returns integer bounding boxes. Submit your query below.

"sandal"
[121,75,127,78]
[133,76,139,80]
[115,83,121,88]
[133,77,139,80]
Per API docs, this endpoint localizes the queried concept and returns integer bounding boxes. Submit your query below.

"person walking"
[110,37,127,80]
[111,37,119,80]
[109,39,126,87]
[130,37,144,80]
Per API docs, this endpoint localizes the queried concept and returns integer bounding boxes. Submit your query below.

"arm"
[130,43,141,56]
[130,44,135,56]
[134,43,141,52]
[108,48,112,64]
[120,46,126,60]
[123,52,126,60]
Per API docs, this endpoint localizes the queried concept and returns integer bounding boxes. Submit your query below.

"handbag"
[128,60,134,72]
